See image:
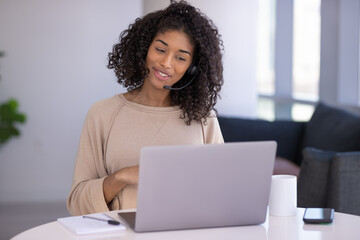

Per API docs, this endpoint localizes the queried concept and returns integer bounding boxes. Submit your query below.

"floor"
[0,202,70,240]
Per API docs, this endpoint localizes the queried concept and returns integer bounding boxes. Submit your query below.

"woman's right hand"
[103,165,139,204]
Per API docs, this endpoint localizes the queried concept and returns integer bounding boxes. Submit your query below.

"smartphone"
[303,208,334,224]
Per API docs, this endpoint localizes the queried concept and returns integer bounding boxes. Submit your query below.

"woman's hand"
[103,165,139,204]
[117,165,139,185]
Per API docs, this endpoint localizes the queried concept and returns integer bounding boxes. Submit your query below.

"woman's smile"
[153,67,172,81]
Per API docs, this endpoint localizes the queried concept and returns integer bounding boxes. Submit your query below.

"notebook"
[58,213,125,235]
[118,141,277,232]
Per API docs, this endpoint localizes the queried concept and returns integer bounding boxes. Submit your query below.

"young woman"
[67,0,224,215]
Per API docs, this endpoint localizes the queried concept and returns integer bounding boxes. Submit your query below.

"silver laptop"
[118,141,277,232]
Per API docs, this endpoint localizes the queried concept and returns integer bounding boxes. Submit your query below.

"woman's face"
[144,30,194,90]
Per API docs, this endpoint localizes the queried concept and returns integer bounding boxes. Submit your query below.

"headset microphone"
[163,73,197,90]
[163,64,198,91]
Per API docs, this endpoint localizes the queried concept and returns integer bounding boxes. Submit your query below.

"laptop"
[118,141,277,232]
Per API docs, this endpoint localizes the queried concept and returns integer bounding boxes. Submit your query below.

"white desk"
[11,208,360,240]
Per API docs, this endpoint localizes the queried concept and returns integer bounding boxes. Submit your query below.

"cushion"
[327,152,360,215]
[297,147,335,208]
[303,102,360,152]
[218,116,305,164]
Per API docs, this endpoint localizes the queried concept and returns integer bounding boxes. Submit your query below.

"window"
[292,0,321,101]
[256,0,275,96]
[256,0,320,121]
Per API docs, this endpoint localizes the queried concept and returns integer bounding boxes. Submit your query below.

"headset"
[163,63,199,90]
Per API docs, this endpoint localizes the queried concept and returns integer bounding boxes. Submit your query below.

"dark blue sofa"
[218,102,360,216]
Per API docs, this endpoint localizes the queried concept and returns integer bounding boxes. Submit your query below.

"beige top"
[67,94,224,216]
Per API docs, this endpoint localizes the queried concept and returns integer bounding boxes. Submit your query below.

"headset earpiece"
[187,64,198,75]
[163,63,198,90]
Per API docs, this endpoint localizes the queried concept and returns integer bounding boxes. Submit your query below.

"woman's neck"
[124,87,172,107]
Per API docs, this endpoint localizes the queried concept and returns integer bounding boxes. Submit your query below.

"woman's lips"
[153,68,171,81]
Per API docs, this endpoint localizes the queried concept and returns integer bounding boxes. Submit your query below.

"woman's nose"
[160,54,172,69]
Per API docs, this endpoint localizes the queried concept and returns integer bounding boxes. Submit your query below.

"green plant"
[0,51,27,145]
[0,98,26,144]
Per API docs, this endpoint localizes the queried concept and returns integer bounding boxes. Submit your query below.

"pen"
[83,215,120,225]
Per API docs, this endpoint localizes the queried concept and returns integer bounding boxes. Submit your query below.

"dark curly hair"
[108,0,224,125]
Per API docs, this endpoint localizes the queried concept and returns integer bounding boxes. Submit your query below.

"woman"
[67,0,224,216]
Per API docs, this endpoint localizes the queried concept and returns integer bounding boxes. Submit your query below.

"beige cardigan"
[67,94,224,216]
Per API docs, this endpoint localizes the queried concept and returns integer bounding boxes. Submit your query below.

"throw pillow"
[218,116,305,165]
[303,102,360,152]
[297,147,335,208]
[327,152,360,216]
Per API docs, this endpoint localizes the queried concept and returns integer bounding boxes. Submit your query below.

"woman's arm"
[67,106,109,215]
[103,165,139,204]
[203,114,225,144]
[67,99,130,215]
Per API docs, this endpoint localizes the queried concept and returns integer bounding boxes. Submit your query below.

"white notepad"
[58,213,126,235]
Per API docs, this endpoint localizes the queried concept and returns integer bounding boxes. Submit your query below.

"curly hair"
[108,0,224,125]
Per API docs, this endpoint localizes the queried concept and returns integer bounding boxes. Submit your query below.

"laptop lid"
[121,141,276,232]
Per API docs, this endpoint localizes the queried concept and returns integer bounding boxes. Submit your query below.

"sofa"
[218,102,360,216]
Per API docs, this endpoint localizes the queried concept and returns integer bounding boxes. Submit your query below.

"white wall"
[144,0,259,118]
[337,0,360,105]
[0,0,142,203]
[319,0,339,105]
[319,0,360,108]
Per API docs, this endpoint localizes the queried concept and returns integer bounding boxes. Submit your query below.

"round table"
[11,208,360,240]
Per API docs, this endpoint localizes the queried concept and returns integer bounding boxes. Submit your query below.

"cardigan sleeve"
[67,103,112,216]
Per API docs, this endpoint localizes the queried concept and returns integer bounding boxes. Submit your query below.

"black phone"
[303,208,334,224]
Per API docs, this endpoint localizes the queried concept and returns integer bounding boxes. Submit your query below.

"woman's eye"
[177,56,186,61]
[155,48,165,53]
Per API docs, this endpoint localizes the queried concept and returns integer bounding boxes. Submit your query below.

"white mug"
[269,175,297,217]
